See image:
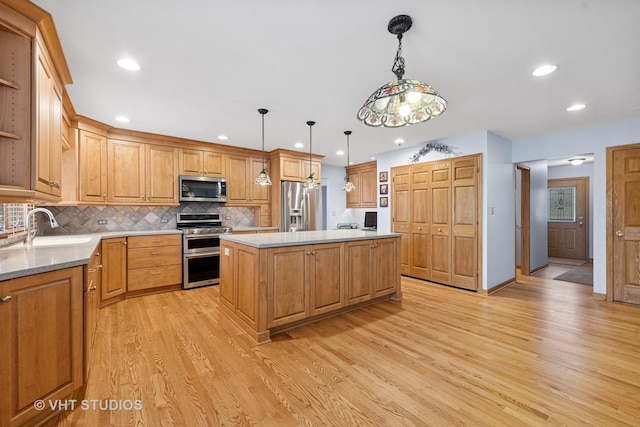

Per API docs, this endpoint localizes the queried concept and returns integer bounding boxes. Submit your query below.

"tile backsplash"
[42,203,256,235]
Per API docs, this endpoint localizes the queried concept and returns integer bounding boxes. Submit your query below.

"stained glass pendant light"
[303,121,318,189]
[254,108,272,186]
[357,15,447,127]
[342,131,356,192]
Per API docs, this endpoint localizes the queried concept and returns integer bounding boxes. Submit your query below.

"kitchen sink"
[11,235,93,248]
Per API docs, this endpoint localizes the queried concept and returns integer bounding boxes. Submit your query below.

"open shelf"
[0,78,20,90]
[0,130,21,140]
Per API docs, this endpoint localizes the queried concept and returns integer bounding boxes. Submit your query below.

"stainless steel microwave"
[179,175,227,202]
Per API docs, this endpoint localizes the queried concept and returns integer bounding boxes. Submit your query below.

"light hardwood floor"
[48,272,640,426]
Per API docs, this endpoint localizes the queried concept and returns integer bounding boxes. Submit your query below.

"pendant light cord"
[258,108,268,170]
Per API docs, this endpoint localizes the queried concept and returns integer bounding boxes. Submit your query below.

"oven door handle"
[184,252,220,260]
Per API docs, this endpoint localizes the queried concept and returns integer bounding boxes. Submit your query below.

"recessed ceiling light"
[394,138,404,145]
[217,135,228,140]
[567,103,586,112]
[370,157,376,160]
[117,58,141,71]
[294,142,304,148]
[115,115,130,123]
[336,150,344,155]
[532,64,557,76]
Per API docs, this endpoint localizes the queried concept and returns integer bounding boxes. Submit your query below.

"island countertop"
[220,229,401,248]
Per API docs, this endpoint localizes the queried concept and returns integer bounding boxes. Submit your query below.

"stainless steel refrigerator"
[281,181,324,232]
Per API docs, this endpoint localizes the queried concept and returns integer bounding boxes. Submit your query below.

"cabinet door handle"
[97,264,103,268]
[89,285,97,291]
[151,251,161,255]
[150,271,161,275]
[616,230,624,237]
[438,228,442,232]
[1,295,11,303]
[88,268,96,273]
[95,252,100,257]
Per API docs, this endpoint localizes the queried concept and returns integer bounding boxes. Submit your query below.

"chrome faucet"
[25,208,59,246]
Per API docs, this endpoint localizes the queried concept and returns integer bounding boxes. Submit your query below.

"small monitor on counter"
[363,211,377,230]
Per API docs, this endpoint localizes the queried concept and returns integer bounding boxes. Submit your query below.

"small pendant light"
[254,108,272,186]
[342,130,356,192]
[303,121,318,189]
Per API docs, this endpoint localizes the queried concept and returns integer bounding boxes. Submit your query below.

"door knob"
[616,230,624,237]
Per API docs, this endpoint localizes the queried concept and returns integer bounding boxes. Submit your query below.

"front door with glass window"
[547,178,588,260]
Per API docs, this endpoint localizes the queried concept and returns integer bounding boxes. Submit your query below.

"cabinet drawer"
[128,246,182,269]
[128,264,182,291]
[127,234,181,248]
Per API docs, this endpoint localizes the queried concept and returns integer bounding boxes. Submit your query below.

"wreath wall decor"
[409,141,452,163]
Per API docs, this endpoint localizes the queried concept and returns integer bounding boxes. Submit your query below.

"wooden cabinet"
[274,150,322,183]
[346,161,377,208]
[33,32,63,200]
[0,18,32,197]
[267,245,309,327]
[391,154,481,291]
[107,139,179,205]
[127,234,182,291]
[226,154,271,205]
[308,242,344,315]
[84,246,101,381]
[265,242,343,326]
[179,148,225,177]
[301,159,322,187]
[0,11,70,203]
[345,238,399,305]
[100,237,127,306]
[78,129,108,203]
[220,235,399,344]
[0,267,83,427]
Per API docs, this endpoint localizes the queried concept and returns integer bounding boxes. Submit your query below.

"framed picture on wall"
[379,171,388,182]
[380,196,388,207]
[380,184,388,194]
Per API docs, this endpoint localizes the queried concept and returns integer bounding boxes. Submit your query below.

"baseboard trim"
[484,277,516,295]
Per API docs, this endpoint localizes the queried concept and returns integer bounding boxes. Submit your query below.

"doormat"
[554,265,593,286]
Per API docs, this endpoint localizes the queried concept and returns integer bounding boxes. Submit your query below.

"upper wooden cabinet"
[33,32,63,200]
[273,149,322,184]
[0,18,32,199]
[179,148,226,177]
[107,139,179,205]
[225,154,270,205]
[346,161,377,208]
[0,6,71,203]
[78,129,108,203]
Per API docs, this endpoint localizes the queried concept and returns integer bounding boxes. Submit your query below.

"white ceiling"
[34,0,640,167]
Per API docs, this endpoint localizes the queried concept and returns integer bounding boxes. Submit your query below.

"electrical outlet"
[97,220,108,225]
[161,218,169,223]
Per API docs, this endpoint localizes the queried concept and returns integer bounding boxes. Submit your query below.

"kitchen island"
[219,230,402,344]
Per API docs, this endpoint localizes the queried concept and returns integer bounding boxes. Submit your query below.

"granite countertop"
[220,229,401,249]
[0,230,182,281]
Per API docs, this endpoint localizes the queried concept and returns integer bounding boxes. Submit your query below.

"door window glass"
[548,187,576,222]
